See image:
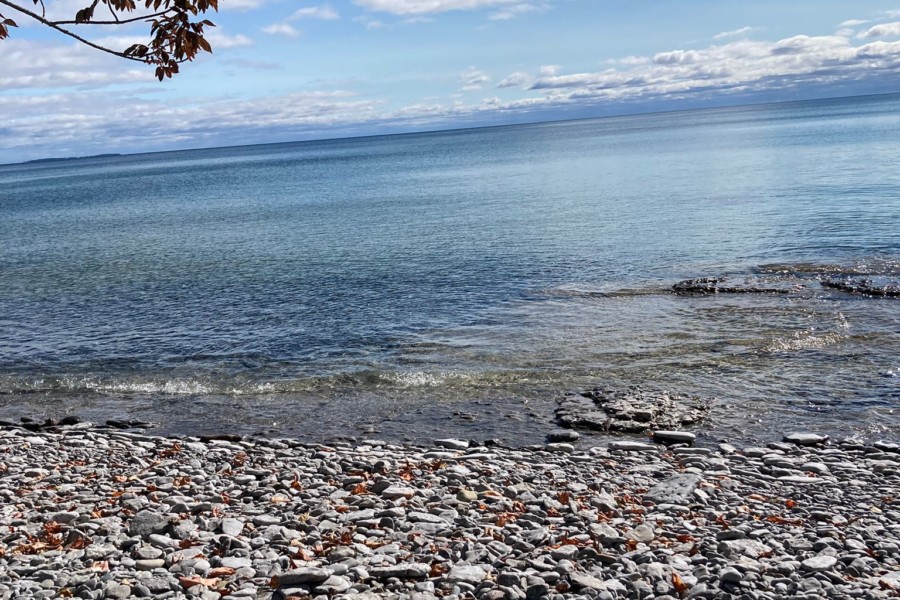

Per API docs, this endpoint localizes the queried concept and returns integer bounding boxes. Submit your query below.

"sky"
[2,0,900,162]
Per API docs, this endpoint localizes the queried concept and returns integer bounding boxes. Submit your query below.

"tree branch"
[0,0,143,61]
[51,9,172,26]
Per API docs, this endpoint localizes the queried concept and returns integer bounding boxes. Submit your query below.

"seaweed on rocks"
[555,386,710,433]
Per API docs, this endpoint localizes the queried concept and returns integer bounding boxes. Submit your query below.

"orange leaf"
[672,573,689,598]
[90,560,109,572]
[208,567,235,577]
[179,575,219,589]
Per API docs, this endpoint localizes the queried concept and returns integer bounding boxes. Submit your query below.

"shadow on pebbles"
[0,425,898,600]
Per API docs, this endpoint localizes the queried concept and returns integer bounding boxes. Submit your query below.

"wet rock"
[652,430,696,445]
[783,432,829,446]
[434,438,469,450]
[673,276,791,295]
[556,387,709,434]
[546,431,580,443]
[821,277,900,297]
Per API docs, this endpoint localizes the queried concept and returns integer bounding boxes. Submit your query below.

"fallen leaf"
[672,572,689,597]
[179,575,219,589]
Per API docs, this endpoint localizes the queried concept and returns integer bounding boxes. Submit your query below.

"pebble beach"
[1,424,898,600]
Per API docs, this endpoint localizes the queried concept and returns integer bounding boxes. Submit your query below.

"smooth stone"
[220,557,252,569]
[105,583,132,599]
[315,575,352,594]
[801,556,838,572]
[220,518,244,537]
[652,430,696,445]
[608,441,658,452]
[644,473,701,505]
[381,486,416,499]
[626,524,654,543]
[720,567,742,583]
[135,559,165,571]
[434,439,469,450]
[725,539,772,559]
[456,490,478,502]
[568,573,606,590]
[783,432,829,446]
[801,462,830,475]
[275,568,333,585]
[777,475,820,484]
[129,511,169,538]
[447,565,487,585]
[369,563,430,579]
[546,431,580,443]
[545,443,575,453]
[874,441,900,453]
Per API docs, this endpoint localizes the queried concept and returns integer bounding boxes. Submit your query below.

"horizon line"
[3,89,899,168]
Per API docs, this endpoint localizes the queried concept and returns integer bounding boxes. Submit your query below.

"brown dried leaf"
[179,575,219,588]
[672,572,689,598]
[90,560,109,572]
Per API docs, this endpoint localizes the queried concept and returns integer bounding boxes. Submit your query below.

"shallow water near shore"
[1,94,898,445]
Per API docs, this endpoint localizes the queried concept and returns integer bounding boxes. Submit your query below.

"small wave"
[537,285,664,300]
[761,331,846,353]
[756,257,900,277]
[0,367,542,398]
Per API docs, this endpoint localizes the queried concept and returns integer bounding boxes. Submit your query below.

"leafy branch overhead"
[0,0,217,79]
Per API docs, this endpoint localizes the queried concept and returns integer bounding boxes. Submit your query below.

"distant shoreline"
[18,153,123,165]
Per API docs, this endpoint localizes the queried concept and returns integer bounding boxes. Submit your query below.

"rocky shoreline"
[0,424,898,600]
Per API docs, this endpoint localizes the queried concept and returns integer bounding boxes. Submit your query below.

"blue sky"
[2,0,900,161]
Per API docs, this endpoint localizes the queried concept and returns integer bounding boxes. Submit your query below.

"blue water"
[1,94,898,444]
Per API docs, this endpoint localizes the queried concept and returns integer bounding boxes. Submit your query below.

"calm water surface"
[1,94,898,445]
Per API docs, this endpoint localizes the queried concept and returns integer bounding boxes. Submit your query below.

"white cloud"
[521,32,900,104]
[840,19,868,27]
[290,5,340,20]
[206,31,254,48]
[354,0,518,16]
[496,71,530,88]
[460,66,490,90]
[0,38,151,90]
[263,23,302,38]
[653,49,701,65]
[713,26,754,40]
[489,2,544,20]
[0,88,382,160]
[353,15,386,28]
[220,0,267,10]
[538,65,559,76]
[6,9,900,163]
[860,21,900,38]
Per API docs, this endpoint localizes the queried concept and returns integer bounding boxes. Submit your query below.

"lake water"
[1,94,898,445]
